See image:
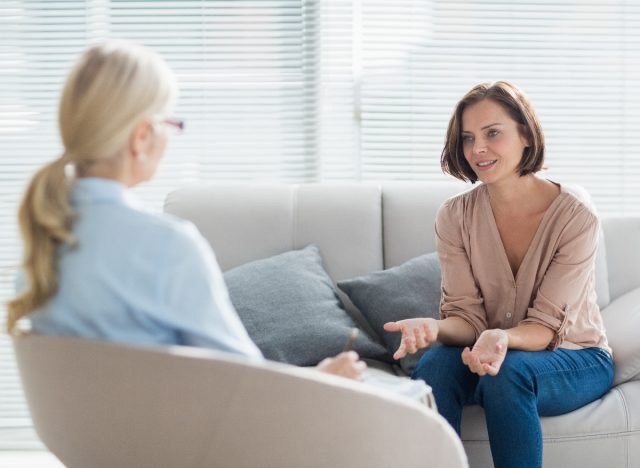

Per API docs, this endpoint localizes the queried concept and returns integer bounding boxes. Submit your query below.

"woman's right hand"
[383,318,439,360]
[316,351,367,380]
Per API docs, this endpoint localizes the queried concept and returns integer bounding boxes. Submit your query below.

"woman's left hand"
[461,329,508,376]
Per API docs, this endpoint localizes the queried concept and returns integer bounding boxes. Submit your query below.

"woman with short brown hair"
[385,81,613,468]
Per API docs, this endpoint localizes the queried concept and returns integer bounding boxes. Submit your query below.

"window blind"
[352,0,640,215]
[2,0,640,452]
[0,0,317,450]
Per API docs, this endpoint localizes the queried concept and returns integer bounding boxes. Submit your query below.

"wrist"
[485,328,510,347]
[505,327,523,349]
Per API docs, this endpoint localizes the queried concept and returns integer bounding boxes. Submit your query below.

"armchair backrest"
[13,334,468,468]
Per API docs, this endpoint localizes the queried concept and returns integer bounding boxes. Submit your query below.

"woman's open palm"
[462,329,508,376]
[383,318,439,360]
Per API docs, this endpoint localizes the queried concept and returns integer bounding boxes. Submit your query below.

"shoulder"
[436,183,484,225]
[548,185,600,255]
[555,185,600,232]
[435,184,484,244]
[123,208,210,259]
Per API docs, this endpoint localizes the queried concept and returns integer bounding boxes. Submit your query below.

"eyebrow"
[461,122,504,134]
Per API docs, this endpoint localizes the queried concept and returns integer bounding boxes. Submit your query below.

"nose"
[473,137,487,154]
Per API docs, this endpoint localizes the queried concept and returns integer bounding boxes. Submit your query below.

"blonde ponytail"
[7,155,76,334]
[6,40,177,335]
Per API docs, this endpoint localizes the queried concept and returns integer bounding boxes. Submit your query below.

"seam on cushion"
[462,430,640,445]
[615,385,630,432]
[615,386,630,467]
[542,430,640,444]
[292,184,299,249]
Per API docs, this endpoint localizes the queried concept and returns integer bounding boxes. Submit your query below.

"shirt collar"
[72,177,142,208]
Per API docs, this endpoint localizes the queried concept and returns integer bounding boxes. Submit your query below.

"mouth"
[475,159,497,171]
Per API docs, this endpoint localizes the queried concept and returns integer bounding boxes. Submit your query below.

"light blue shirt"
[27,177,263,360]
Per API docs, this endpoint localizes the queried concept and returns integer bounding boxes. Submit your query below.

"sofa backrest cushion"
[381,181,469,267]
[165,183,384,280]
[601,217,640,302]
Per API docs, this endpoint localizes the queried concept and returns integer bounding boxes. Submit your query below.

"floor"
[0,451,65,468]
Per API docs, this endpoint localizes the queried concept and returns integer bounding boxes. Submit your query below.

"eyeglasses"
[161,118,185,134]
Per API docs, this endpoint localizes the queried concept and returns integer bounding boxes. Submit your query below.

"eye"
[487,129,500,138]
[462,134,474,144]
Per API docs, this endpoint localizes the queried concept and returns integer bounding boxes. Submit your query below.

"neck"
[485,173,542,212]
[77,155,137,187]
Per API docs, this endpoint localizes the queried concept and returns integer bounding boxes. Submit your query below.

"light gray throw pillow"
[224,245,388,366]
[337,252,442,375]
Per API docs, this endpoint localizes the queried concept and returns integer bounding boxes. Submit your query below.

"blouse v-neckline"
[482,183,565,284]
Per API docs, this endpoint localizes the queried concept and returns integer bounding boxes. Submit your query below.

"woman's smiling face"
[461,98,530,184]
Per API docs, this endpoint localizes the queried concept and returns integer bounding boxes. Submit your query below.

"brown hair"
[441,81,545,183]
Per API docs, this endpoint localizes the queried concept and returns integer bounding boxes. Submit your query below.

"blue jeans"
[412,345,614,468]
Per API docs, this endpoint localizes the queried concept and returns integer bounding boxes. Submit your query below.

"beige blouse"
[436,183,611,354]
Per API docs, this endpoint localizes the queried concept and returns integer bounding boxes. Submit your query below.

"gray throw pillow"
[224,245,388,366]
[337,252,442,375]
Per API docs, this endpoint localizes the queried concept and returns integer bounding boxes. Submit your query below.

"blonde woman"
[384,81,613,468]
[8,40,364,380]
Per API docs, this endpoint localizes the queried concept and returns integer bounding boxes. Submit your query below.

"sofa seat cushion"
[600,287,640,385]
[337,252,442,375]
[461,380,640,467]
[224,245,388,366]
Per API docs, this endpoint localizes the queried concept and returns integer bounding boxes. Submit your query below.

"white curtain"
[2,0,639,450]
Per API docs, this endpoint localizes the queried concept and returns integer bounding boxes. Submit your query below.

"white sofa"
[165,181,640,468]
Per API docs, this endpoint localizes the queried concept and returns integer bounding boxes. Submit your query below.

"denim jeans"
[411,345,614,468]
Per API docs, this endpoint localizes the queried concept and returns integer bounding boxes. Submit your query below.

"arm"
[383,198,487,359]
[506,323,554,351]
[519,203,599,350]
[436,199,488,339]
[438,316,477,346]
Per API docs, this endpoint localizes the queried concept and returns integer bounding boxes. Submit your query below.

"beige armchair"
[13,334,468,468]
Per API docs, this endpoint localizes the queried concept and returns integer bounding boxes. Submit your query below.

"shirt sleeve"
[156,221,264,361]
[519,203,599,350]
[436,198,488,340]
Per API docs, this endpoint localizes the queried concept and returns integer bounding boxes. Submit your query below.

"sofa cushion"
[337,252,442,375]
[600,287,640,385]
[223,245,388,366]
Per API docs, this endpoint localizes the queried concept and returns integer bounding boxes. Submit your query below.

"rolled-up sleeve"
[436,199,488,340]
[520,204,599,350]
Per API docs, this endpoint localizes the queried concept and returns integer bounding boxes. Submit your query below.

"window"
[2,0,639,450]
[0,0,316,449]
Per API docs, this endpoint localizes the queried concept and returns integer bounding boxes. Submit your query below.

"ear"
[129,120,153,160]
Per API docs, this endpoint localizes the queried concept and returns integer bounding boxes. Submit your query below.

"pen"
[342,328,359,352]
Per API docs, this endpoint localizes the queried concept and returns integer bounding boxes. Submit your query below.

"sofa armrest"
[601,216,640,301]
[601,288,640,386]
